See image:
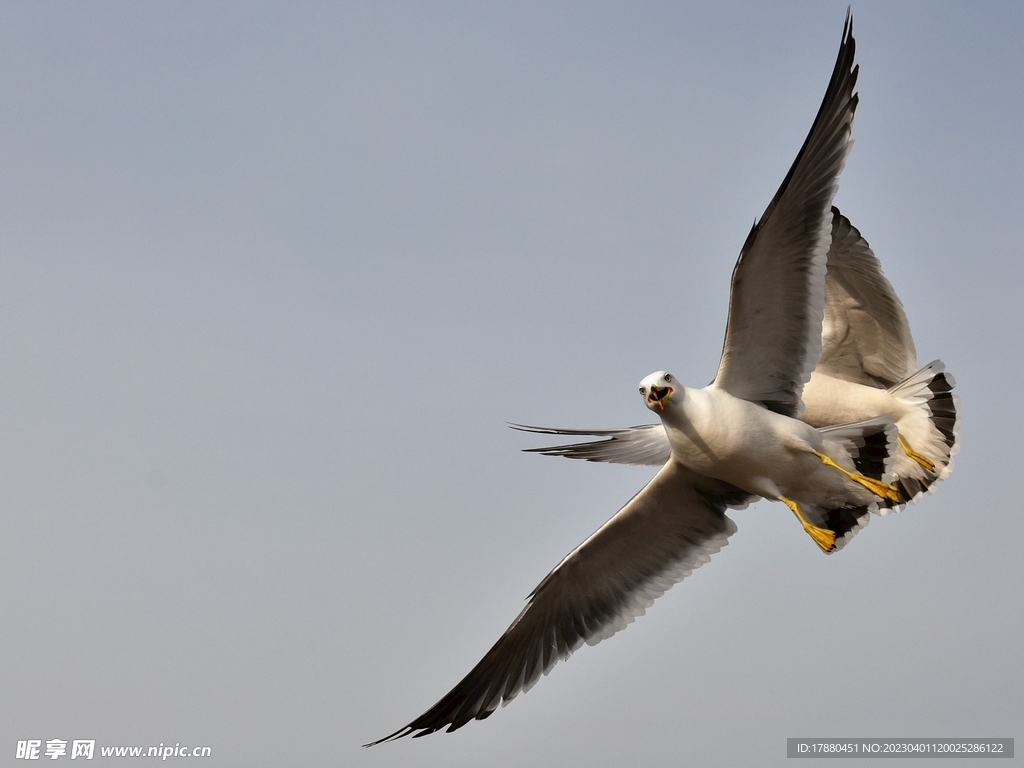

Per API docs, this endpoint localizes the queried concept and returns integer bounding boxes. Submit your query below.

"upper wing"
[713,12,859,415]
[511,423,672,466]
[365,461,748,745]
[818,207,918,387]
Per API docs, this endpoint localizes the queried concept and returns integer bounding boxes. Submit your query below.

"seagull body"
[805,371,897,425]
[642,378,888,511]
[366,13,900,745]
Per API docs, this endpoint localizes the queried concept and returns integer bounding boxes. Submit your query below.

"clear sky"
[1,2,1020,766]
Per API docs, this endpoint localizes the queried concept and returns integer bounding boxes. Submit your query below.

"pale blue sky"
[1,3,1020,766]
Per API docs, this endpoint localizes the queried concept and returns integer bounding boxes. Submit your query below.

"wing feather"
[818,207,917,386]
[713,12,859,415]
[511,423,672,466]
[364,462,747,745]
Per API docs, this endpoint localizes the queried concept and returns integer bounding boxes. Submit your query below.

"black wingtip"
[362,726,415,748]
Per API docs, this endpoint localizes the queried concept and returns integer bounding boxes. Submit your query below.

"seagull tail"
[799,501,873,553]
[809,415,900,549]
[819,414,901,507]
[884,360,960,506]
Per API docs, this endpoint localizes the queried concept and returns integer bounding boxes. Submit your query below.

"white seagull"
[367,12,895,745]
[521,208,960,512]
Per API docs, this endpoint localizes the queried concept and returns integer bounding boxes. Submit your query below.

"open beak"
[647,385,673,410]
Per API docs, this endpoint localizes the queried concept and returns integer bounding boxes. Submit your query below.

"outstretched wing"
[365,461,748,745]
[713,12,859,415]
[511,423,672,466]
[818,207,918,387]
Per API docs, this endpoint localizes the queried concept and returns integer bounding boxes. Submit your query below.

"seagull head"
[639,371,675,412]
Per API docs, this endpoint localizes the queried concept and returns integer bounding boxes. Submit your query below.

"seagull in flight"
[366,12,901,745]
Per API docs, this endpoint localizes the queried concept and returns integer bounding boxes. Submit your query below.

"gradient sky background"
[1,2,1021,766]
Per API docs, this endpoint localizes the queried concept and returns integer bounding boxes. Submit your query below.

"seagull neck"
[661,385,728,437]
[661,384,701,425]
[657,385,724,468]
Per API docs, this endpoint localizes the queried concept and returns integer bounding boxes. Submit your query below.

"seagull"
[366,12,890,745]
[519,208,960,511]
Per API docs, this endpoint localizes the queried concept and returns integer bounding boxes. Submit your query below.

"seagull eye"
[664,374,672,382]
[639,387,645,395]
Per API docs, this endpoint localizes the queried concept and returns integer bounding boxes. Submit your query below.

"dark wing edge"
[510,422,672,466]
[713,11,859,415]
[363,462,748,746]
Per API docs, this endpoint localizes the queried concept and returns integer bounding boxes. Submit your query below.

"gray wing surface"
[713,13,859,415]
[365,461,748,744]
[511,423,671,467]
[819,207,917,387]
